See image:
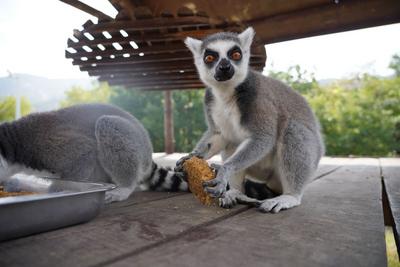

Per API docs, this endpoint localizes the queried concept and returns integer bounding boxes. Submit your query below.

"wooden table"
[0,157,399,267]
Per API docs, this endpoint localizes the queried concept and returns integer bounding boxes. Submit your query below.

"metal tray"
[0,175,115,241]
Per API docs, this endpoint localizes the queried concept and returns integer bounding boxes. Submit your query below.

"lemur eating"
[176,27,325,213]
[0,103,187,202]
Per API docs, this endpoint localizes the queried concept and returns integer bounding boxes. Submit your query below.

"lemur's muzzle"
[214,58,234,82]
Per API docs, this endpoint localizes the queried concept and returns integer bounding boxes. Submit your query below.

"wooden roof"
[61,0,400,91]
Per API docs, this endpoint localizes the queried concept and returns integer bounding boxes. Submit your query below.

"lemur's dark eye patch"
[228,46,242,61]
[204,49,219,64]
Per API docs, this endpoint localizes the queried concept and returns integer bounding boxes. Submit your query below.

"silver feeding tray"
[0,175,115,241]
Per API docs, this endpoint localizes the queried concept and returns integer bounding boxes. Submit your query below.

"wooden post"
[164,90,175,154]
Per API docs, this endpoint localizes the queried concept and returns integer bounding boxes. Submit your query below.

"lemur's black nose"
[218,59,232,72]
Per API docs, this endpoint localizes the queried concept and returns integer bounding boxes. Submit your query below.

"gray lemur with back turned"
[177,27,324,213]
[0,103,187,202]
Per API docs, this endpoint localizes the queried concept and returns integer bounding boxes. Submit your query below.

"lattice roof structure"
[61,0,400,91]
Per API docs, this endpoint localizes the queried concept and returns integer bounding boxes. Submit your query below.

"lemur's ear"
[238,27,255,50]
[184,37,202,56]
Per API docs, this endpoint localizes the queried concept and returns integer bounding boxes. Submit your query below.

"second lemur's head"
[185,27,255,90]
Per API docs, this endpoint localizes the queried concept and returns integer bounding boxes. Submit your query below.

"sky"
[0,0,399,80]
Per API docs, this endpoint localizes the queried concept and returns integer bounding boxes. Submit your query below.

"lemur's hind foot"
[258,195,301,213]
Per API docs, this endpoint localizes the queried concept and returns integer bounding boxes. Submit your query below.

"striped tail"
[140,162,189,192]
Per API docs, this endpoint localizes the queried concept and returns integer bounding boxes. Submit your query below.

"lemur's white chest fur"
[211,89,250,143]
[0,153,56,182]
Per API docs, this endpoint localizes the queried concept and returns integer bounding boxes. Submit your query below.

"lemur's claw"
[174,153,202,172]
[210,163,222,173]
[203,178,227,198]
[202,179,218,187]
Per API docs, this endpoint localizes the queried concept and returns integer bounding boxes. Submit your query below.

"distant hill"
[0,74,95,111]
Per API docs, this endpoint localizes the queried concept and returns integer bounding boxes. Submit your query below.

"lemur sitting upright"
[0,103,187,202]
[176,27,325,213]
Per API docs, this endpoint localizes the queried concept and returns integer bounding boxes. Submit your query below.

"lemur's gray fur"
[178,27,324,213]
[0,103,187,202]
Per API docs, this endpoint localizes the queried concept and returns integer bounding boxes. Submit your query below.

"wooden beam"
[66,43,189,59]
[59,0,112,20]
[84,61,264,76]
[109,78,201,87]
[98,72,198,81]
[164,90,175,154]
[83,16,226,33]
[105,76,200,85]
[80,58,265,73]
[73,54,194,66]
[74,54,265,67]
[86,67,197,76]
[125,83,205,91]
[67,28,238,49]
[250,0,400,44]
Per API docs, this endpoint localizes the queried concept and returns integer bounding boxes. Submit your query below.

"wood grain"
[111,158,386,267]
[0,158,389,267]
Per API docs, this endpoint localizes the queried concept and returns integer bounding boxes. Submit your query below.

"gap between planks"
[91,206,251,267]
[92,162,342,267]
[107,158,385,267]
[379,158,400,258]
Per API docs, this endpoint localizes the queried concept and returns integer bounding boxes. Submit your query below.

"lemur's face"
[185,27,255,89]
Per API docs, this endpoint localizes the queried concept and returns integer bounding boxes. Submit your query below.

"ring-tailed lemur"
[176,27,324,213]
[0,103,187,202]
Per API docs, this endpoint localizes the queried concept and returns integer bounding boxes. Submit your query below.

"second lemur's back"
[0,103,187,202]
[0,103,153,179]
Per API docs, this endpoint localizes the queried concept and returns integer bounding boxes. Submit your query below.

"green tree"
[173,89,207,152]
[60,82,112,108]
[0,96,31,122]
[110,87,165,151]
[110,87,206,152]
[268,64,317,94]
[269,64,399,156]
[389,54,400,77]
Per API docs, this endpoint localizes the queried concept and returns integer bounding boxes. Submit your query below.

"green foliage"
[268,64,317,94]
[173,90,207,152]
[110,88,165,152]
[60,82,112,108]
[268,57,400,156]
[109,88,206,152]
[0,96,31,122]
[389,53,400,77]
[305,75,400,156]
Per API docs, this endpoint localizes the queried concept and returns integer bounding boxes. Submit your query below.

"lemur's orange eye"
[204,55,215,63]
[232,51,242,60]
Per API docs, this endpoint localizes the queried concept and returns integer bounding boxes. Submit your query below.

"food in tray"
[182,156,217,205]
[0,185,36,198]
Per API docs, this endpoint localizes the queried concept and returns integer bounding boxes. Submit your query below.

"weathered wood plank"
[84,17,225,33]
[0,194,247,267]
[103,191,185,214]
[112,158,386,267]
[381,158,400,257]
[252,0,400,44]
[60,0,112,20]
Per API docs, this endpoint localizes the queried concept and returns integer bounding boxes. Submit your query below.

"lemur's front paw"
[174,152,202,172]
[210,163,222,172]
[218,189,239,209]
[203,175,227,198]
